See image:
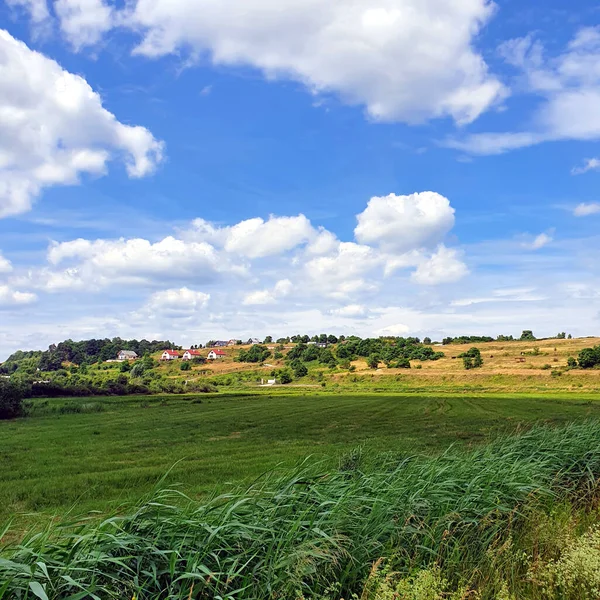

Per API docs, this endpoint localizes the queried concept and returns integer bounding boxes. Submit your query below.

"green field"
[3,391,600,527]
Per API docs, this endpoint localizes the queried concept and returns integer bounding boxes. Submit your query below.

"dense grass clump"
[2,422,600,599]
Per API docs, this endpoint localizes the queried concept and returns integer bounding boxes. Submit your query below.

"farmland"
[3,390,600,527]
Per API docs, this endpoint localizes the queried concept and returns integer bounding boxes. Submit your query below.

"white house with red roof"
[182,349,203,360]
[161,350,180,360]
[207,349,226,360]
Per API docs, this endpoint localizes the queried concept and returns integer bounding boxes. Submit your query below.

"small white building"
[117,350,138,361]
[182,350,203,361]
[161,350,180,360]
[207,349,226,360]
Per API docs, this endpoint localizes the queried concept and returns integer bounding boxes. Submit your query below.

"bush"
[180,361,192,371]
[567,357,578,369]
[460,348,483,370]
[278,369,293,384]
[578,346,600,369]
[0,378,28,419]
[367,354,380,369]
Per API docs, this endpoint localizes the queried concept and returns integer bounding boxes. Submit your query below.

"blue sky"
[0,0,599,358]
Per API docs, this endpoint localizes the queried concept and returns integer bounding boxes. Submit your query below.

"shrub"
[180,361,192,371]
[278,369,293,384]
[578,346,600,369]
[567,357,578,369]
[0,378,28,419]
[461,348,483,370]
[367,354,380,369]
[541,364,552,370]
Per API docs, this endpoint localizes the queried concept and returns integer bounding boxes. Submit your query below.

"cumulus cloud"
[446,27,600,155]
[572,158,600,175]
[0,29,163,218]
[0,285,36,306]
[54,0,115,50]
[329,304,369,318]
[243,279,293,305]
[410,245,469,285]
[355,192,455,252]
[190,215,315,258]
[39,235,241,289]
[574,203,600,217]
[140,287,210,319]
[43,0,504,125]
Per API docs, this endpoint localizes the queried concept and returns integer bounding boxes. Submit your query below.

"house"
[247,337,261,345]
[182,349,203,361]
[207,349,226,360]
[161,350,180,360]
[228,339,241,346]
[213,341,228,347]
[117,350,138,361]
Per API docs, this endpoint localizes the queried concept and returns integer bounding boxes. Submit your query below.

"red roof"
[163,350,180,356]
[185,349,202,356]
[210,349,226,355]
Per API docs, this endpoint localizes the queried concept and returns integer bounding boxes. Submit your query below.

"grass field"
[3,391,600,529]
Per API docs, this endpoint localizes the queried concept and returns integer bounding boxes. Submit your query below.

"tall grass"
[2,422,600,599]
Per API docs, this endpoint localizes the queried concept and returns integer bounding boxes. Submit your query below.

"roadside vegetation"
[3,421,600,599]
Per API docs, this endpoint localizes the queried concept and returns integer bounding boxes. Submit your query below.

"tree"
[556,332,566,339]
[577,346,600,369]
[291,361,308,378]
[520,330,536,341]
[119,361,131,372]
[367,354,380,369]
[130,362,146,378]
[568,334,573,340]
[278,369,293,384]
[180,361,192,371]
[0,379,27,420]
[567,357,578,369]
[461,347,483,370]
[423,337,432,345]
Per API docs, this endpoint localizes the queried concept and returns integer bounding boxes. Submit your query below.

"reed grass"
[2,421,600,599]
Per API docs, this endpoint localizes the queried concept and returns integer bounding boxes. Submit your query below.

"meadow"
[3,391,600,528]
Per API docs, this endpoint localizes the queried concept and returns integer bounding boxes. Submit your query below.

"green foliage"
[567,357,578,369]
[291,360,308,378]
[532,526,600,598]
[459,347,483,369]
[443,335,495,345]
[4,422,600,599]
[577,346,600,369]
[278,369,293,384]
[237,345,272,363]
[180,361,192,371]
[367,354,380,369]
[0,378,28,419]
[520,330,537,341]
[119,361,131,372]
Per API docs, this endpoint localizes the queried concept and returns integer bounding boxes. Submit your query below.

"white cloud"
[5,0,49,23]
[410,245,469,285]
[523,232,552,250]
[243,279,293,305]
[304,242,380,297]
[572,158,600,175]
[40,235,239,289]
[355,192,455,252]
[574,203,600,217]
[0,253,12,273]
[329,304,369,318]
[51,0,504,125]
[447,27,600,155]
[190,215,315,259]
[0,285,36,306]
[0,29,164,218]
[54,0,115,50]
[140,287,210,319]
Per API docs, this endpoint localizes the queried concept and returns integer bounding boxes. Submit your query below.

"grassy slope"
[117,337,600,394]
[3,392,600,526]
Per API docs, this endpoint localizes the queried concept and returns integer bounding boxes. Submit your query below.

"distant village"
[115,337,331,363]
